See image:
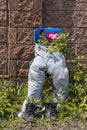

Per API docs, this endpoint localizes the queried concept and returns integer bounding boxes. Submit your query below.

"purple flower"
[39,29,45,35]
[55,93,61,98]
[50,86,56,91]
[46,36,53,42]
[55,93,58,98]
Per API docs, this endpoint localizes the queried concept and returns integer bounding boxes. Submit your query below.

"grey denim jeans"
[21,44,69,113]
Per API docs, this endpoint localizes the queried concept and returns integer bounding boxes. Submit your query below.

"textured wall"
[0,0,42,77]
[0,0,87,77]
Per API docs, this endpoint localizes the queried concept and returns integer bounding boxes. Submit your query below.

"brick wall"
[0,0,87,78]
[0,0,42,77]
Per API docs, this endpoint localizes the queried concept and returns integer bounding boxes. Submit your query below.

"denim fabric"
[21,44,69,113]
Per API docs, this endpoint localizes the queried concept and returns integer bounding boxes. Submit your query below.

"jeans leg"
[21,56,46,113]
[28,61,46,101]
[47,53,69,103]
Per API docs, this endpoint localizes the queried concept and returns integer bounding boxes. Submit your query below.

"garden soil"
[2,119,87,130]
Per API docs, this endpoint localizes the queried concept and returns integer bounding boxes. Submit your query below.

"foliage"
[41,76,57,104]
[58,55,87,120]
[38,29,72,54]
[0,77,28,119]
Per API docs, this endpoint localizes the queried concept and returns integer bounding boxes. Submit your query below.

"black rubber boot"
[44,103,51,121]
[50,103,58,120]
[23,103,36,122]
[45,103,58,121]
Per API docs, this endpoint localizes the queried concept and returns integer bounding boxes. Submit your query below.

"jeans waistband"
[35,44,56,52]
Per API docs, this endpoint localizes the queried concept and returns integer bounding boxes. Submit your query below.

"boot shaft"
[45,103,58,121]
[26,103,36,114]
[24,103,36,122]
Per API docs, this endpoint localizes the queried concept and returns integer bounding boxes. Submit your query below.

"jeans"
[21,44,69,113]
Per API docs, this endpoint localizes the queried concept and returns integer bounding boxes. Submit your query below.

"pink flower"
[48,32,61,40]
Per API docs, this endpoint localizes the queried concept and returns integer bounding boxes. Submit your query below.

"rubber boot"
[45,103,58,121]
[50,103,58,120]
[44,103,51,121]
[23,103,36,122]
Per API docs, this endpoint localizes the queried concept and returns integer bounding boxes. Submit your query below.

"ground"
[1,118,87,130]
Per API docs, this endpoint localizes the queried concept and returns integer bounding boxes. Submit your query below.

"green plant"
[41,76,57,104]
[59,55,87,120]
[0,77,28,119]
[38,29,72,54]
